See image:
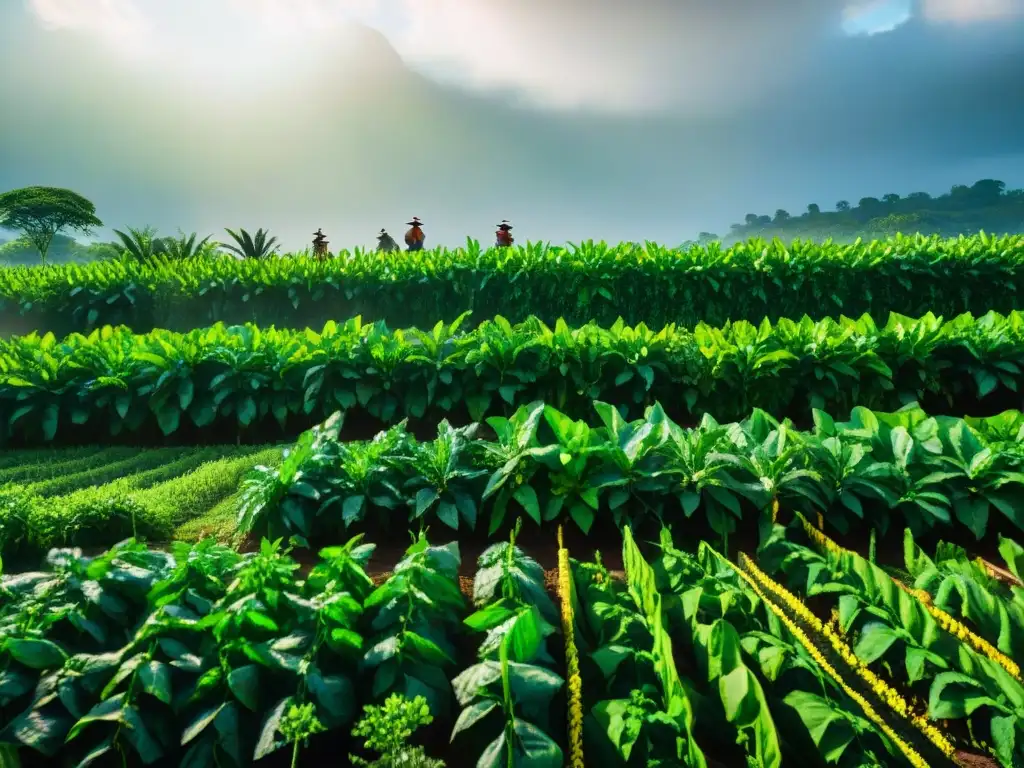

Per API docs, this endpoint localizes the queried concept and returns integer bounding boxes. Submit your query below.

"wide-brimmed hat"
[497,220,513,230]
[378,229,388,236]
[406,218,423,226]
[312,228,325,236]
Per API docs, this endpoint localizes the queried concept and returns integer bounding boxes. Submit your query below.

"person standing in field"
[495,220,514,247]
[312,228,329,260]
[404,217,425,251]
[377,228,399,252]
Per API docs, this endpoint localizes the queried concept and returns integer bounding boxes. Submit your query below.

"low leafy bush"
[241,400,1024,548]
[360,533,465,718]
[0,537,370,766]
[451,522,565,766]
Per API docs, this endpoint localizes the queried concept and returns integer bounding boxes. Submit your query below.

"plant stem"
[500,639,514,768]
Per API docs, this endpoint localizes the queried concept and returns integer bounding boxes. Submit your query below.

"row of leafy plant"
[756,518,1024,767]
[579,525,946,766]
[0,537,373,766]
[239,399,1024,556]
[902,528,1024,671]
[0,444,258,499]
[570,529,706,765]
[1,234,1022,335]
[5,308,1024,446]
[0,448,282,563]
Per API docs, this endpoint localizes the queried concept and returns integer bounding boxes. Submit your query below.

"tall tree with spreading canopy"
[0,186,103,262]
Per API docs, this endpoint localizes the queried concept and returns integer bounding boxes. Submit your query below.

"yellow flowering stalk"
[771,497,779,523]
[737,553,960,765]
[557,526,585,768]
[798,515,1022,682]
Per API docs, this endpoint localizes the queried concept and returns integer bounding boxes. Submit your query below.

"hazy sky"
[1,0,1023,249]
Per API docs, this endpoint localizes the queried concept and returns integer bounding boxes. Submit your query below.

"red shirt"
[496,230,513,246]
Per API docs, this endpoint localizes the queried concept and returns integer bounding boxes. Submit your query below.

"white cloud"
[27,0,151,47]
[921,0,1024,22]
[22,0,1024,113]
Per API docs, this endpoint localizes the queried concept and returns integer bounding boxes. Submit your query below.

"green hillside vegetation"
[718,178,1024,244]
[0,234,121,265]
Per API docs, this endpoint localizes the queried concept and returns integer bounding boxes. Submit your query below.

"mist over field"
[1,0,1024,249]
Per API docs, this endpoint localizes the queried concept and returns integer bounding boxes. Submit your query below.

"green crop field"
[2,238,1022,768]
[0,234,1022,335]
[3,309,1024,447]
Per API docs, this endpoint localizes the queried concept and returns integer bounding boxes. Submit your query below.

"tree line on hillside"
[713,178,1024,244]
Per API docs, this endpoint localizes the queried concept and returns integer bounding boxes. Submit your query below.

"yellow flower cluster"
[925,598,1021,680]
[736,552,959,766]
[799,516,1022,682]
[771,497,780,523]
[557,526,585,768]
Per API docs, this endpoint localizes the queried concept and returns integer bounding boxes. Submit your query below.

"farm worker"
[312,228,329,260]
[377,228,399,253]
[495,220,514,247]
[404,217,425,251]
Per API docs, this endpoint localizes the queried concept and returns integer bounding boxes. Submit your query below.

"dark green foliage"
[451,524,565,767]
[5,310,1024,446]
[360,533,465,718]
[239,400,1024,548]
[0,537,369,766]
[726,179,1024,244]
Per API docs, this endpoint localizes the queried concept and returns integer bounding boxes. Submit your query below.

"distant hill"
[707,179,1024,245]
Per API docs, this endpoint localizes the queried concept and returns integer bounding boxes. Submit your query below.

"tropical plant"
[6,310,1024,448]
[112,225,168,261]
[225,399,1024,551]
[904,529,1024,666]
[655,530,920,767]
[222,227,280,259]
[162,229,216,259]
